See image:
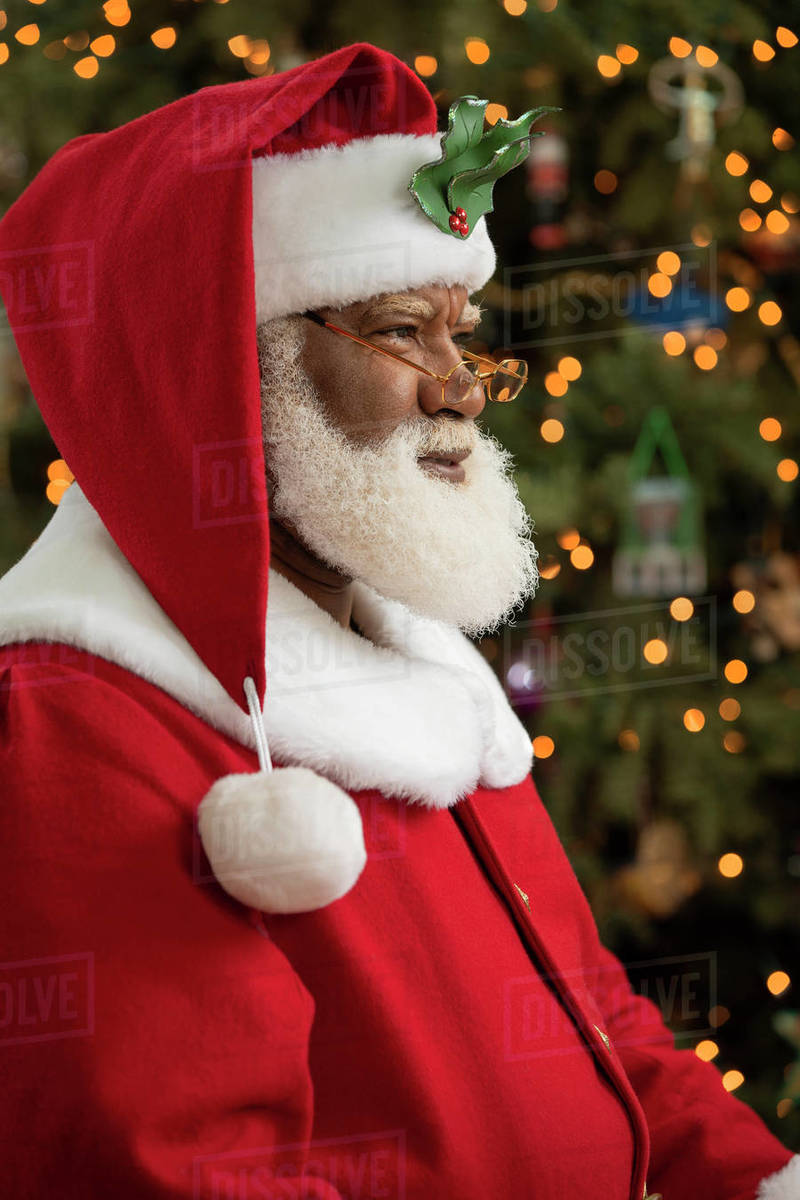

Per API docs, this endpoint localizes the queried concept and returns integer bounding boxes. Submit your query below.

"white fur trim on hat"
[251,133,497,324]
[197,766,367,914]
[757,1154,800,1199]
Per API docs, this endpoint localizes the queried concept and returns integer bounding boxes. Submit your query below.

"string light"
[618,729,640,751]
[102,0,130,27]
[643,638,668,664]
[718,852,744,877]
[724,659,748,684]
[414,55,437,76]
[691,223,712,246]
[14,22,39,43]
[749,179,773,203]
[733,589,756,612]
[776,26,798,48]
[73,54,98,77]
[594,169,617,194]
[709,1006,731,1026]
[694,1039,719,1061]
[670,596,694,620]
[0,43,7,64]
[557,529,580,550]
[695,45,718,67]
[752,39,775,61]
[669,37,692,58]
[540,418,564,443]
[725,286,751,312]
[718,698,741,720]
[247,38,269,65]
[722,1070,745,1092]
[151,27,177,49]
[90,34,114,56]
[758,300,782,325]
[706,328,727,349]
[759,417,782,441]
[465,37,490,64]
[63,31,90,50]
[656,250,681,275]
[777,458,799,481]
[503,0,527,13]
[683,708,705,732]
[485,102,508,125]
[228,35,251,57]
[597,54,621,78]
[739,209,762,232]
[767,970,791,996]
[532,735,555,758]
[558,355,582,380]
[725,152,749,176]
[694,345,717,370]
[615,43,638,64]
[723,730,747,753]
[781,193,799,213]
[773,127,795,150]
[663,331,686,355]
[545,371,568,397]
[539,558,561,580]
[570,543,594,569]
[766,210,790,234]
[648,272,672,298]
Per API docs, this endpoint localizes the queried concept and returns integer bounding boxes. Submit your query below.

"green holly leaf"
[409,96,561,238]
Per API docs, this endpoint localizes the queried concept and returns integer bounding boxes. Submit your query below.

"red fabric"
[0,44,436,716]
[0,645,792,1199]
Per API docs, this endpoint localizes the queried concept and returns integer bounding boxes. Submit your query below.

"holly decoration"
[409,95,559,239]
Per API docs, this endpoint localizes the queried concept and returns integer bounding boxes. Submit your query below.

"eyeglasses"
[302,310,527,407]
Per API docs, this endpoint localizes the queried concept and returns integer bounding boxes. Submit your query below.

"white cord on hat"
[243,675,273,773]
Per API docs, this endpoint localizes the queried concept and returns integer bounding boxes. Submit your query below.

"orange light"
[749,179,773,203]
[465,37,490,64]
[414,54,437,76]
[669,37,692,58]
[90,33,114,55]
[777,458,799,482]
[618,729,640,751]
[758,300,782,325]
[102,0,130,26]
[14,22,39,44]
[656,250,681,275]
[683,708,705,732]
[570,544,594,570]
[670,596,694,620]
[539,558,561,580]
[691,223,712,246]
[759,417,782,441]
[151,26,177,49]
[724,659,748,684]
[773,127,795,150]
[46,459,74,483]
[766,210,790,234]
[706,328,727,349]
[725,151,749,176]
[739,208,762,232]
[723,1070,745,1092]
[693,345,717,370]
[732,589,755,613]
[723,730,747,754]
[45,479,70,505]
[725,286,751,312]
[615,43,638,64]
[753,39,775,61]
[63,30,89,49]
[544,371,568,397]
[532,734,555,758]
[648,272,672,298]
[718,698,741,721]
[503,0,527,13]
[73,53,98,77]
[557,528,580,550]
[695,45,718,67]
[485,102,509,125]
[709,1005,731,1026]
[643,638,668,665]
[540,418,564,443]
[557,355,582,381]
[663,331,686,356]
[767,971,791,995]
[228,35,251,57]
[777,1099,794,1118]
[247,38,269,65]
[594,169,618,194]
[776,26,798,47]
[597,54,621,78]
[781,193,800,213]
[718,852,744,878]
[695,1039,719,1061]
[0,43,8,64]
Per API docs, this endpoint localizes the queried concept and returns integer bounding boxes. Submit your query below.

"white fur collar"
[0,483,532,807]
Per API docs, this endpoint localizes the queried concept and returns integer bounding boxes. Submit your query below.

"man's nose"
[417,354,486,421]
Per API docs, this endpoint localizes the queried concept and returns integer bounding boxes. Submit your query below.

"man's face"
[258,283,539,636]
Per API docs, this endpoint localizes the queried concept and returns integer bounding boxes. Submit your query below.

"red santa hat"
[0,43,542,915]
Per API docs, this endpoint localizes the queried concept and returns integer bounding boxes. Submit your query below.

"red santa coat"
[0,38,796,1200]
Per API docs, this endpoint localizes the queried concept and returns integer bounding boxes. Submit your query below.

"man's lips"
[417,449,470,482]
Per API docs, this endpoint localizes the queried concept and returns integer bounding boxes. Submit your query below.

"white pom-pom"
[197,767,367,914]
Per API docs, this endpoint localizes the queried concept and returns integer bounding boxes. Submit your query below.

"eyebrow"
[359,294,484,328]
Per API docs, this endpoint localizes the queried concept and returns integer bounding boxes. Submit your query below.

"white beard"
[257,316,539,637]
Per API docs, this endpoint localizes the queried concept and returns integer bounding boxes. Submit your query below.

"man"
[0,41,796,1200]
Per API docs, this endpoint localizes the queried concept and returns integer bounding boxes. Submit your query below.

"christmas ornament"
[612,407,707,598]
[526,127,569,250]
[409,95,558,239]
[648,55,743,184]
[730,552,800,661]
[613,820,702,919]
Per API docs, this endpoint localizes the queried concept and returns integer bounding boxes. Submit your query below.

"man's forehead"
[356,291,483,325]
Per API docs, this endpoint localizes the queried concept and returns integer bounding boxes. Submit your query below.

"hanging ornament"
[730,552,800,661]
[612,407,707,597]
[526,127,569,250]
[613,819,702,918]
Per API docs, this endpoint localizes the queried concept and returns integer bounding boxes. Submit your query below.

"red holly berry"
[460,222,469,237]
[455,207,467,221]
[449,213,462,232]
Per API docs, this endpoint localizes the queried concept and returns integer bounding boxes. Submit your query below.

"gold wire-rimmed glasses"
[302,310,527,406]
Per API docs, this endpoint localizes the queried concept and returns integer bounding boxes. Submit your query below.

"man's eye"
[377,325,417,339]
[453,331,476,347]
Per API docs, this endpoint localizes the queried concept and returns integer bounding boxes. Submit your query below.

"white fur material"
[197,767,367,913]
[251,134,497,324]
[0,482,533,807]
[757,1155,800,1199]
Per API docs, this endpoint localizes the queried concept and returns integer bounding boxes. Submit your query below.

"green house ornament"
[408,95,559,238]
